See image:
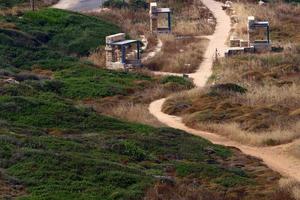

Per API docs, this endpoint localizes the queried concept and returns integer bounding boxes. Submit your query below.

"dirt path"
[149,0,300,182]
[53,0,104,12]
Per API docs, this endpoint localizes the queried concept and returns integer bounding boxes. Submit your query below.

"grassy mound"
[0,8,120,70]
[0,92,280,199]
[0,90,260,199]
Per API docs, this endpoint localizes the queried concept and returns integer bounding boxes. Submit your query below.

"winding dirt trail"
[149,0,300,182]
[53,0,300,182]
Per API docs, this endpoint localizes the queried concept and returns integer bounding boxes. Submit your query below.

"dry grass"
[88,0,214,69]
[86,47,106,67]
[233,2,300,43]
[187,122,300,146]
[83,79,193,127]
[162,49,300,146]
[145,35,209,73]
[0,0,58,16]
[287,140,300,160]
[231,84,300,109]
[275,178,300,200]
[92,8,150,38]
[97,102,163,127]
[160,0,215,36]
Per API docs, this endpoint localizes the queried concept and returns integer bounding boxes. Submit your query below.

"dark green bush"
[129,0,148,9]
[103,0,148,9]
[160,75,194,88]
[210,83,247,94]
[103,0,129,8]
[118,140,148,161]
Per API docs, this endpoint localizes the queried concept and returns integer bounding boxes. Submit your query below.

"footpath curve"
[149,0,300,182]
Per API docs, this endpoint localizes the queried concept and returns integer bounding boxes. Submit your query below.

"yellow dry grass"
[278,178,300,200]
[287,140,300,160]
[86,81,192,127]
[145,35,209,73]
[233,2,300,43]
[231,84,300,109]
[188,121,300,146]
[99,102,163,127]
[86,47,106,67]
[162,49,300,146]
[167,0,215,36]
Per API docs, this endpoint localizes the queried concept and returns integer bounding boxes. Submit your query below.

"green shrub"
[129,0,148,9]
[56,66,151,99]
[119,140,148,161]
[103,0,147,9]
[0,0,26,8]
[103,0,129,8]
[160,75,194,89]
[210,83,247,94]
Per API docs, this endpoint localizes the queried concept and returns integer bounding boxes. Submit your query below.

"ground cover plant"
[0,5,287,199]
[0,8,120,69]
[0,64,280,199]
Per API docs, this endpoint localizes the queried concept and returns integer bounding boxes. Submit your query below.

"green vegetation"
[0,7,278,200]
[103,0,148,10]
[0,0,26,8]
[0,90,252,199]
[160,75,194,89]
[56,66,151,99]
[0,8,120,70]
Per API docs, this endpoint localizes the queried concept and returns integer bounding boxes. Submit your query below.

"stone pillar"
[150,2,158,33]
[105,33,126,69]
[248,16,256,45]
[105,46,114,68]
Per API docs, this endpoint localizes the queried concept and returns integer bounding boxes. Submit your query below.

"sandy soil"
[53,0,104,12]
[149,0,300,182]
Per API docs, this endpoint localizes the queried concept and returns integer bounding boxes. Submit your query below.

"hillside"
[0,6,286,200]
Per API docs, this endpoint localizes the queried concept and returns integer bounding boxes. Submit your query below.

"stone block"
[150,2,157,14]
[106,33,125,44]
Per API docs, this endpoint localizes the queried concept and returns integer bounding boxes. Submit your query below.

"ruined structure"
[105,33,143,69]
[226,16,270,56]
[247,16,270,51]
[149,2,171,33]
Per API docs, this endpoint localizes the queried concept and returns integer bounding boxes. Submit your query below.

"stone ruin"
[149,2,172,33]
[105,33,143,69]
[226,16,271,57]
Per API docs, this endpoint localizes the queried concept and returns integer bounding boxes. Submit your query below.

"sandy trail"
[149,0,300,182]
[53,0,104,12]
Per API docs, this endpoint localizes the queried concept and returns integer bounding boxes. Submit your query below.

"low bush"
[103,0,129,8]
[103,0,147,9]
